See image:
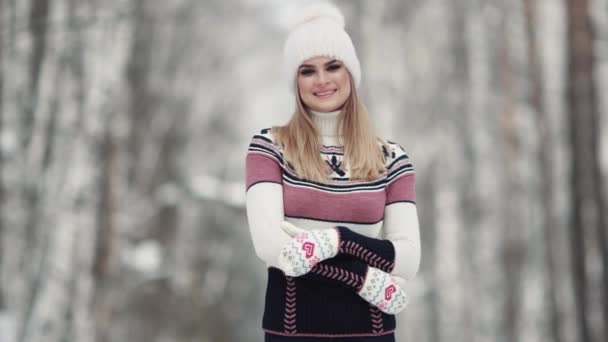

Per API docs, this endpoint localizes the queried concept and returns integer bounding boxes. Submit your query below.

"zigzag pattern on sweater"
[369,306,384,334]
[283,277,297,334]
[339,240,395,273]
[311,263,365,291]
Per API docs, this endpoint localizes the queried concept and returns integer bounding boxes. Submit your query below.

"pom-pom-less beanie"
[283,2,361,92]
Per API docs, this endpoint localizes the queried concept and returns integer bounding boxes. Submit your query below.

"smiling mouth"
[314,89,337,98]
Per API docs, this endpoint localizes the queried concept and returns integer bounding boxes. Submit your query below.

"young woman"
[245,3,421,341]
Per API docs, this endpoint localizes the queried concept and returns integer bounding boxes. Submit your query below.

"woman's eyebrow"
[299,59,339,69]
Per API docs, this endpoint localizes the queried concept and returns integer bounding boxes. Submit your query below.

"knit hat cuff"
[282,3,361,92]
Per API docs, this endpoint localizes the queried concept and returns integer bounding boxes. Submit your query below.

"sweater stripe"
[245,153,282,190]
[284,183,385,223]
[386,173,416,204]
[248,134,415,194]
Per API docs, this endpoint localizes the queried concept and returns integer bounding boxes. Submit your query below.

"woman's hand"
[278,221,340,276]
[358,266,409,314]
[278,221,410,314]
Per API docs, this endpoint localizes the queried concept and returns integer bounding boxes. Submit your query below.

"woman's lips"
[313,89,337,98]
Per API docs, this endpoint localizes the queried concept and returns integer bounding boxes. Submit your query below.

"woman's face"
[297,56,351,112]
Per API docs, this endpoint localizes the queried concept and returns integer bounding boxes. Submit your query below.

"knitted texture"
[337,226,396,273]
[283,3,361,92]
[278,228,339,276]
[310,262,365,290]
[305,256,368,291]
[306,258,406,315]
[247,128,416,338]
[279,223,396,277]
[358,267,409,315]
[278,222,407,314]
[263,267,396,337]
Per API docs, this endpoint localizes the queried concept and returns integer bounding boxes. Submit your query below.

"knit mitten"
[279,222,409,314]
[357,266,409,314]
[278,223,339,277]
[279,221,397,275]
[304,257,409,315]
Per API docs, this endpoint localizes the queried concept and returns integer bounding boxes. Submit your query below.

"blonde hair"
[272,75,388,183]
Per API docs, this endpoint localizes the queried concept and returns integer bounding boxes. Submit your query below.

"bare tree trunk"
[82,2,136,341]
[0,0,5,312]
[497,22,526,342]
[464,0,500,340]
[18,0,52,340]
[523,0,564,341]
[93,117,117,342]
[22,0,51,264]
[64,1,96,341]
[343,0,367,101]
[418,162,441,342]
[565,0,607,341]
[452,1,480,341]
[125,0,154,188]
[24,0,49,149]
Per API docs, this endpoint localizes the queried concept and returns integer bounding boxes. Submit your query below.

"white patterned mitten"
[278,222,339,277]
[358,267,409,314]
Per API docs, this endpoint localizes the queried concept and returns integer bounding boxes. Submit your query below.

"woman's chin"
[308,100,344,112]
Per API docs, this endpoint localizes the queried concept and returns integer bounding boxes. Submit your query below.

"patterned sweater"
[245,111,421,339]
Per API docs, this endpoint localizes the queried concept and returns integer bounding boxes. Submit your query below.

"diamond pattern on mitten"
[278,228,339,276]
[358,267,409,315]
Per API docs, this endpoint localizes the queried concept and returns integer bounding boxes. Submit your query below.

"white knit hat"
[283,2,361,92]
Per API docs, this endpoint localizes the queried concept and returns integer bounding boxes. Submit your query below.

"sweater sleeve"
[302,256,369,292]
[246,128,282,190]
[382,143,421,281]
[246,180,383,293]
[246,129,289,268]
[333,143,420,281]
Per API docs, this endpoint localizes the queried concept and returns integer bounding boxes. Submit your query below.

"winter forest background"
[0,0,607,341]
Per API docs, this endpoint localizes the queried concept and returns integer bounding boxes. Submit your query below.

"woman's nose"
[315,70,329,84]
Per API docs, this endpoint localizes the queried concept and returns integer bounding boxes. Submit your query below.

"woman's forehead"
[300,56,340,67]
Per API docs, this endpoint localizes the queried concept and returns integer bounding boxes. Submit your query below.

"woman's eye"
[327,64,341,71]
[300,69,315,76]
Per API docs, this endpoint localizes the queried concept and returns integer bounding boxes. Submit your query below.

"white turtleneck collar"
[310,109,342,146]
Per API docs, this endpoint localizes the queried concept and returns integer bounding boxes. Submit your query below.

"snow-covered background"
[0,0,607,341]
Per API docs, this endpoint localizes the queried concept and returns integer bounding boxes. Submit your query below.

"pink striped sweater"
[245,126,421,338]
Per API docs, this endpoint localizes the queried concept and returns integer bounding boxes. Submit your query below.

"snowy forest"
[0,0,607,341]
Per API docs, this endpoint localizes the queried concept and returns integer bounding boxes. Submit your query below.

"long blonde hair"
[272,75,388,183]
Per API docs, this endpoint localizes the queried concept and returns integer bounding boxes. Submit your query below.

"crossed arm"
[245,181,421,314]
[245,133,421,314]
